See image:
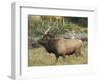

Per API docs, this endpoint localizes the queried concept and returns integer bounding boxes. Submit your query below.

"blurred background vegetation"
[28,15,88,66]
[28,15,88,49]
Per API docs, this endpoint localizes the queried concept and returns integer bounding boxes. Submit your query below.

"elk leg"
[78,48,83,57]
[55,55,59,63]
[62,55,66,62]
[78,48,81,56]
[52,55,59,65]
[75,48,80,56]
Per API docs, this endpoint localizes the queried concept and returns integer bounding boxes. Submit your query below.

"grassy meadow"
[28,42,88,66]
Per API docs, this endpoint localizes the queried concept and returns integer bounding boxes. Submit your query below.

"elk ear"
[47,32,55,38]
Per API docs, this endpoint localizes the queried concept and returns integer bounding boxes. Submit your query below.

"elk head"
[38,25,55,46]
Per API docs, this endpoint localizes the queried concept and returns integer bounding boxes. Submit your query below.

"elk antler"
[44,25,52,34]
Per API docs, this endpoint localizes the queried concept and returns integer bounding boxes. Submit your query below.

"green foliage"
[28,16,87,37]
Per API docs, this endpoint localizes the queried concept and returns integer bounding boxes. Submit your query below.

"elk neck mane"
[44,38,57,54]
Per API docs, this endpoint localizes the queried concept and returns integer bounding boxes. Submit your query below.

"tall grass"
[28,42,88,66]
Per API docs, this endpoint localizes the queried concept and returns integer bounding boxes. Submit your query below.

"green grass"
[28,42,88,66]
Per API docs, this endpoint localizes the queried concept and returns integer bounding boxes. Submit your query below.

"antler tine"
[44,24,52,34]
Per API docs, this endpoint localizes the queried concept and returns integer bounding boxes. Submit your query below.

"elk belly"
[65,48,75,55]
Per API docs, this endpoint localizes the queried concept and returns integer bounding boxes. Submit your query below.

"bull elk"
[38,25,82,62]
